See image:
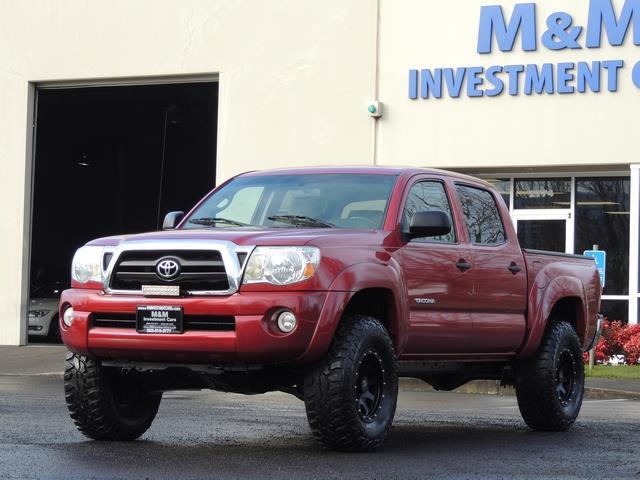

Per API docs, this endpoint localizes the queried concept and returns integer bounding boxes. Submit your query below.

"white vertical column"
[568,177,575,254]
[628,165,639,325]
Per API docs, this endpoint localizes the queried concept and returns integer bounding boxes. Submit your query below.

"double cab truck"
[60,167,602,451]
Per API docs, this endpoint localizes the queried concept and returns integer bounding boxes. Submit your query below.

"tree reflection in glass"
[574,177,630,297]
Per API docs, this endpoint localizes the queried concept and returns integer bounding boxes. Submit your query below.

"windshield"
[182,173,398,229]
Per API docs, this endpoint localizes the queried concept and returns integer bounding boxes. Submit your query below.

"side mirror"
[162,211,185,230]
[408,211,451,239]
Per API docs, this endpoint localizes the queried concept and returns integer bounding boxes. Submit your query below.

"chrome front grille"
[103,239,254,296]
[110,250,229,292]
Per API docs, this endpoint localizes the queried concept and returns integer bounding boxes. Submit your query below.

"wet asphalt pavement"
[1,374,639,480]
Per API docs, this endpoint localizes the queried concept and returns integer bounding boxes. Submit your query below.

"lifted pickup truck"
[60,167,602,451]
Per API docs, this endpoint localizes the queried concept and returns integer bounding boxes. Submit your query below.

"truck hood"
[86,227,389,248]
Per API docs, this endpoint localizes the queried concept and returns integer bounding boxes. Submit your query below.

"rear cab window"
[455,184,506,246]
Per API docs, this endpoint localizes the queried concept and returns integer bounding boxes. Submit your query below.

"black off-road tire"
[303,315,398,452]
[515,321,585,431]
[64,351,162,440]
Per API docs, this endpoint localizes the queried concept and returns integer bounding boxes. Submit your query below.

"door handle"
[456,259,472,271]
[508,262,522,274]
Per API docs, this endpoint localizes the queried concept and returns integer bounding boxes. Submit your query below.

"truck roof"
[240,165,491,187]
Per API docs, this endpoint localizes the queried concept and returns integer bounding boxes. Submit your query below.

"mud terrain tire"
[304,315,398,452]
[515,321,585,431]
[64,351,162,440]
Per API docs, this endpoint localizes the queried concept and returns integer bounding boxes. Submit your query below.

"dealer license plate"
[137,306,183,334]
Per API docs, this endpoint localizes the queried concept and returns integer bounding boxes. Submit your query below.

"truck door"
[454,184,528,353]
[400,179,473,355]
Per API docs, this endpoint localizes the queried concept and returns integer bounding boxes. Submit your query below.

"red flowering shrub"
[583,320,640,365]
[614,324,640,349]
[623,333,640,365]
[593,337,610,362]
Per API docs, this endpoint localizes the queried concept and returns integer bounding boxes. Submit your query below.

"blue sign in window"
[583,250,606,288]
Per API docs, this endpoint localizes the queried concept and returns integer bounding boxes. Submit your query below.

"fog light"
[276,311,297,333]
[63,307,74,327]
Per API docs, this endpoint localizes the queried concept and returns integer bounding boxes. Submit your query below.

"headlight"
[63,307,74,327]
[243,247,320,286]
[28,309,50,318]
[72,245,104,284]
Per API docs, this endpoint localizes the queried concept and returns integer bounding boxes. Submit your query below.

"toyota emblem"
[156,257,181,280]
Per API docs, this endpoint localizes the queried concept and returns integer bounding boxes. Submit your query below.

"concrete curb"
[583,387,640,401]
[398,378,640,401]
[2,372,638,401]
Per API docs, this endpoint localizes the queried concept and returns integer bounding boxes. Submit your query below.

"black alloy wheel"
[104,368,160,424]
[356,349,385,423]
[555,348,577,407]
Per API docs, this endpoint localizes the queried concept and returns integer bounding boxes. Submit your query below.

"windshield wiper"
[267,215,334,228]
[188,217,251,227]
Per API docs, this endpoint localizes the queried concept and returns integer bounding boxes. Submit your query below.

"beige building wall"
[377,0,640,169]
[1,0,638,344]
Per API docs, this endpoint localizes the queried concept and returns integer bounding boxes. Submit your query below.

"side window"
[455,185,506,245]
[402,181,456,243]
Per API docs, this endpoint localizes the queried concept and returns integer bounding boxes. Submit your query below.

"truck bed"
[522,249,601,352]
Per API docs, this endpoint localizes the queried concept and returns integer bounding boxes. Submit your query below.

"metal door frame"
[511,210,573,254]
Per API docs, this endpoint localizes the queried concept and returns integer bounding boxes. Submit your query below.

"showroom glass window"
[485,178,510,208]
[574,177,629,296]
[601,300,629,324]
[574,177,630,322]
[514,178,571,209]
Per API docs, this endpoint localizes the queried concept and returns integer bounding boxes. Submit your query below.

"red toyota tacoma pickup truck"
[60,167,602,451]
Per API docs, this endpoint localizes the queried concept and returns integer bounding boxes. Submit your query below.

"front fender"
[517,275,589,358]
[295,261,407,362]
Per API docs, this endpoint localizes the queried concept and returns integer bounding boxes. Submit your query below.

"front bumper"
[60,288,348,364]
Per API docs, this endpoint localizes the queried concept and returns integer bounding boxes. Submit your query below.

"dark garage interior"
[28,82,218,341]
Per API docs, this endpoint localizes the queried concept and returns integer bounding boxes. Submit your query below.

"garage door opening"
[28,81,218,343]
